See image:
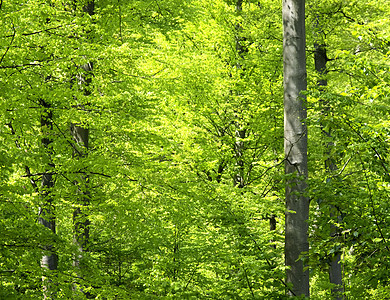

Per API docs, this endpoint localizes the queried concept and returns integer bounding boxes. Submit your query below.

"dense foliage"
[0,0,389,298]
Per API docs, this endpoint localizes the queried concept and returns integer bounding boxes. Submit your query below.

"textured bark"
[329,250,343,300]
[282,0,309,297]
[39,99,58,299]
[314,37,344,300]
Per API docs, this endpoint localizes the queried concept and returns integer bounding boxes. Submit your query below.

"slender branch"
[3,25,65,38]
[246,159,283,185]
[0,62,42,69]
[22,170,111,178]
[86,171,111,178]
[241,261,255,298]
[341,117,390,179]
[358,155,390,252]
[338,8,364,25]
[24,166,38,192]
[334,156,352,177]
[52,120,83,156]
[182,32,200,50]
[183,264,198,292]
[0,19,15,66]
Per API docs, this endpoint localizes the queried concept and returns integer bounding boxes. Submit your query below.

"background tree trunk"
[233,0,246,189]
[71,61,92,300]
[314,32,344,300]
[282,0,309,297]
[71,124,90,259]
[39,99,58,299]
[71,3,94,296]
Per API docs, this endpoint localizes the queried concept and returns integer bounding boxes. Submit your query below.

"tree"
[307,1,390,298]
[313,12,344,300]
[71,2,94,296]
[37,99,59,299]
[282,0,309,297]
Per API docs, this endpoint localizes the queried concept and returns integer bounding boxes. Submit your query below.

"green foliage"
[307,0,390,298]
[1,0,389,298]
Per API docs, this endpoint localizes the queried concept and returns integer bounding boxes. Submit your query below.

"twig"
[0,19,15,66]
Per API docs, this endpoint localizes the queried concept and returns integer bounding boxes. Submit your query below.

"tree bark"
[39,99,58,299]
[71,124,90,258]
[282,0,309,297]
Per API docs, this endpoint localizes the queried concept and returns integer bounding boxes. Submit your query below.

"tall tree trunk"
[39,99,58,299]
[233,0,246,189]
[314,32,344,300]
[282,0,309,297]
[71,2,94,295]
[71,69,92,299]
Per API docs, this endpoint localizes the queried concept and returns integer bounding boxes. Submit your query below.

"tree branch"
[358,155,390,252]
[24,166,38,192]
[0,19,15,66]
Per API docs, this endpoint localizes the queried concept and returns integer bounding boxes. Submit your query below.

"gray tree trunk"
[71,124,90,259]
[71,101,91,297]
[282,0,309,297]
[39,99,58,299]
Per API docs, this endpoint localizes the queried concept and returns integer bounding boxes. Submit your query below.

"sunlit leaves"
[1,0,390,298]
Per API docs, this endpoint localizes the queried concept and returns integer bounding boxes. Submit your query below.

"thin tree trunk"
[71,124,90,259]
[232,2,255,296]
[314,35,344,300]
[71,73,92,298]
[71,73,93,295]
[282,0,309,297]
[233,0,246,189]
[270,214,276,249]
[71,124,90,299]
[71,3,94,296]
[234,128,246,188]
[39,99,58,299]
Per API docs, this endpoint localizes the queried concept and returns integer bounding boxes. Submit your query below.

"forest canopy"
[1,0,389,299]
